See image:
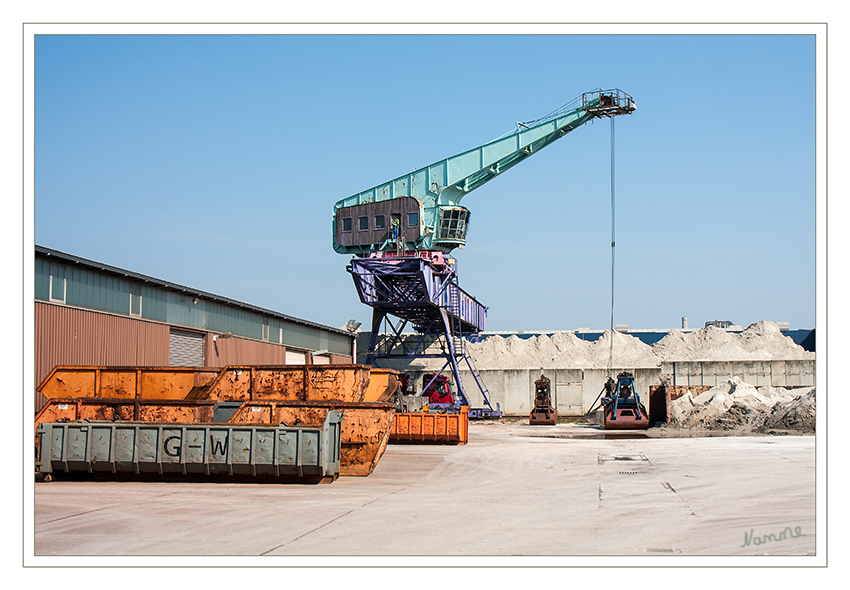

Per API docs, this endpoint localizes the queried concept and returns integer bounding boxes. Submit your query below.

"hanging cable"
[608,116,615,377]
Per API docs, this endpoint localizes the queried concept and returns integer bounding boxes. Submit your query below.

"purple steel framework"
[347,255,500,418]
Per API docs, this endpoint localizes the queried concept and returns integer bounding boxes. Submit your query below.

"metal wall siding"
[62,266,130,316]
[35,252,354,361]
[164,292,183,326]
[141,284,165,322]
[205,336,289,367]
[35,302,170,410]
[167,291,198,329]
[35,258,49,300]
[326,332,352,356]
[283,323,317,350]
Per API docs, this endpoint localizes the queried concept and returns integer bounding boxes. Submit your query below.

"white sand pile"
[588,330,659,368]
[668,377,815,433]
[652,321,814,362]
[359,320,813,371]
[464,329,659,370]
[463,320,811,369]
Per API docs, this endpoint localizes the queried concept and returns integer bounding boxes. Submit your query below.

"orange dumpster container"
[35,365,393,477]
[362,368,400,402]
[34,398,221,425]
[38,365,373,403]
[37,366,221,400]
[389,406,468,445]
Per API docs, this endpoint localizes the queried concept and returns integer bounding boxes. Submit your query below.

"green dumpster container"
[36,410,344,483]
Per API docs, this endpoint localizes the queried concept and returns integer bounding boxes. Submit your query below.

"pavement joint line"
[39,505,114,525]
[37,490,181,526]
[258,487,408,556]
[661,480,700,517]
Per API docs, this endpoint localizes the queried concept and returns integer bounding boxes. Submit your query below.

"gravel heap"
[666,377,815,434]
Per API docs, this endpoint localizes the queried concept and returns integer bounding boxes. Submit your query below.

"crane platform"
[347,253,486,335]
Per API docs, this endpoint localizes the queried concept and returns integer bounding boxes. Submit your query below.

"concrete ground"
[32,422,817,561]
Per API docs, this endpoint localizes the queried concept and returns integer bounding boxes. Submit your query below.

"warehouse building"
[34,245,356,410]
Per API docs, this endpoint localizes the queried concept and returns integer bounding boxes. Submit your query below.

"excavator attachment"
[529,374,558,425]
[602,371,649,430]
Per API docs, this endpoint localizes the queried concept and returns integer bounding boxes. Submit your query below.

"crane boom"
[333,89,635,255]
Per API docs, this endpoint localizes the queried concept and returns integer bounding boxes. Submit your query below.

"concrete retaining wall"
[402,367,660,417]
[664,360,815,388]
[398,360,816,417]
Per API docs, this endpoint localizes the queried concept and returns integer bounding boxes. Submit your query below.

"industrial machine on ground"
[333,90,635,418]
[601,371,649,429]
[422,373,454,405]
[529,374,558,425]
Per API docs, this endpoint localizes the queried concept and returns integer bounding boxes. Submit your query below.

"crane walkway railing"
[348,257,486,334]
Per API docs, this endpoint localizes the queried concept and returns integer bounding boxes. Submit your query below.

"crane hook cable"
[608,116,615,378]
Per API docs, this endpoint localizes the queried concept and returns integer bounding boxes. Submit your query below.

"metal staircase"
[443,283,499,417]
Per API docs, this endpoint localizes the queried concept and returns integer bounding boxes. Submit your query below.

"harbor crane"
[332,89,635,417]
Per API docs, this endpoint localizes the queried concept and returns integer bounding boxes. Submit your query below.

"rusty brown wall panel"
[35,303,169,412]
[34,304,353,413]
[205,337,352,366]
[206,336,288,367]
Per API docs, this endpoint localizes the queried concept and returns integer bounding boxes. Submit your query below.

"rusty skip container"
[35,410,344,483]
[37,365,372,403]
[389,406,469,445]
[223,400,396,476]
[34,398,221,425]
[362,368,400,402]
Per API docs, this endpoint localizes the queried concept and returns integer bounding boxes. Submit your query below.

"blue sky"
[33,33,817,332]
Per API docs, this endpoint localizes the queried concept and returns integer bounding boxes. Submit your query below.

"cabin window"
[342,217,352,232]
[359,216,369,230]
[374,214,385,229]
[438,209,470,240]
[407,212,419,227]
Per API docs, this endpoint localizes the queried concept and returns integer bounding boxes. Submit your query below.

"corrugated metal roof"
[35,245,351,337]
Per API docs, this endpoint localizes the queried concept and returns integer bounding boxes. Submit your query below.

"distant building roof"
[35,244,349,337]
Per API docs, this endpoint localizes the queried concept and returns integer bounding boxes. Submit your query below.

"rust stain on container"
[39,365,371,403]
[139,371,194,400]
[390,407,469,445]
[39,366,222,400]
[99,370,137,398]
[35,398,219,427]
[35,364,394,477]
[192,367,253,400]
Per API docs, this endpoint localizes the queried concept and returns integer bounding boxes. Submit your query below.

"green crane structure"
[332,89,635,256]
